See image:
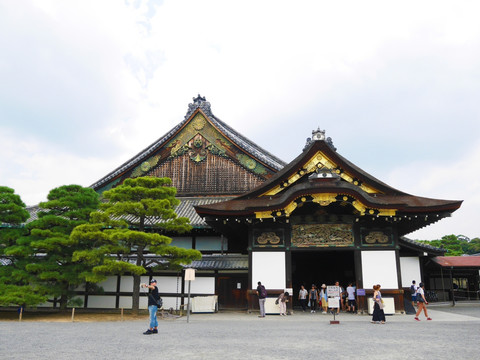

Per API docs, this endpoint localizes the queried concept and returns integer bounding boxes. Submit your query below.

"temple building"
[85,95,463,313]
[18,95,465,312]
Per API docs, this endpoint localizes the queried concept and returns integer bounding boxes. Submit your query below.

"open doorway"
[291,250,355,307]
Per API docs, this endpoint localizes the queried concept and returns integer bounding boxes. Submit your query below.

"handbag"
[275,298,279,305]
[149,293,163,308]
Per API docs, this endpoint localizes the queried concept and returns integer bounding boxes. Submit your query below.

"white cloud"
[1,0,479,240]
[385,140,480,240]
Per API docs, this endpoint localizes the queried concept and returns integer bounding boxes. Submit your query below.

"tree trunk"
[59,293,68,310]
[131,246,143,314]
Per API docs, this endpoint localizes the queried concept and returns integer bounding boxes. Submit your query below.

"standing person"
[335,281,343,314]
[143,279,159,335]
[277,291,289,316]
[298,285,308,312]
[410,280,418,308]
[256,281,267,318]
[371,284,386,324]
[320,284,328,314]
[346,282,356,313]
[415,282,432,321]
[308,284,318,313]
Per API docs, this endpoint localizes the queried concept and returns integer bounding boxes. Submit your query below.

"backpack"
[260,286,267,298]
[410,285,416,295]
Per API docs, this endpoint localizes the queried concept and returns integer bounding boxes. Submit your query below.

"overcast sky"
[1,0,479,241]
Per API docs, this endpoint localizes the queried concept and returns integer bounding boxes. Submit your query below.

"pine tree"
[72,177,201,312]
[0,186,45,307]
[14,185,100,309]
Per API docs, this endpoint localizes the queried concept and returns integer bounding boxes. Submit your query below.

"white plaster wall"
[184,277,215,294]
[162,297,182,310]
[361,250,398,289]
[116,295,149,309]
[157,276,181,293]
[118,296,132,309]
[252,252,286,290]
[87,295,116,308]
[400,257,422,287]
[119,275,149,292]
[98,276,117,292]
[367,297,395,315]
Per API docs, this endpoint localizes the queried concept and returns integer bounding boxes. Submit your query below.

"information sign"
[327,286,340,297]
[328,296,340,308]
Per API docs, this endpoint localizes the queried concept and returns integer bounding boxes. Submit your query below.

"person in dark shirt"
[143,279,159,335]
[256,281,267,318]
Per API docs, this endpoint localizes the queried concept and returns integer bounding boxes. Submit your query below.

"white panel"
[118,296,132,309]
[119,276,133,292]
[139,295,148,309]
[265,297,281,314]
[252,252,286,290]
[196,236,223,251]
[98,277,117,292]
[400,257,422,287]
[157,276,181,293]
[184,277,215,294]
[87,296,116,308]
[118,276,149,292]
[361,251,398,289]
[367,297,395,315]
[191,296,218,312]
[162,297,182,310]
[170,236,193,249]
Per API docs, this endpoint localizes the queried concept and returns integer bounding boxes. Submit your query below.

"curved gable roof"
[91,95,286,193]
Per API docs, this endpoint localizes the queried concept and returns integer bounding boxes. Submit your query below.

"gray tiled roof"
[189,254,248,270]
[24,197,233,228]
[140,254,248,270]
[400,236,446,254]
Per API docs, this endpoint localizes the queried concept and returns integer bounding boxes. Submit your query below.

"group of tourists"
[256,280,431,323]
[299,282,357,314]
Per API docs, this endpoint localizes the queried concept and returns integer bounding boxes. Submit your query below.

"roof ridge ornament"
[304,127,337,151]
[185,94,213,119]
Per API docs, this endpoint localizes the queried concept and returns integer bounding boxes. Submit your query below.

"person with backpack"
[410,280,418,308]
[256,281,267,318]
[415,282,432,321]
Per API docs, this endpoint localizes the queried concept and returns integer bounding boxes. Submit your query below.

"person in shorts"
[346,282,356,313]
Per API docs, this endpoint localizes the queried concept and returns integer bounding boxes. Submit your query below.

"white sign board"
[185,268,196,281]
[327,286,340,297]
[328,297,340,308]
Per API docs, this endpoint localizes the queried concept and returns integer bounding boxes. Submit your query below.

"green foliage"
[72,176,202,311]
[0,187,44,307]
[0,186,29,225]
[418,234,480,256]
[1,185,99,309]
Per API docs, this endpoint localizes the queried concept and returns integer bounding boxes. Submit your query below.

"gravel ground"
[1,303,479,360]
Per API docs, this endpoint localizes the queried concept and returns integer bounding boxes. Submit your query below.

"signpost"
[327,285,341,324]
[185,268,196,323]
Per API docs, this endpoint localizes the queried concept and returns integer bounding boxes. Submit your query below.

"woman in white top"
[415,282,432,321]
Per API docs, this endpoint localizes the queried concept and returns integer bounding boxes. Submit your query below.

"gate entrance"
[291,250,355,307]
